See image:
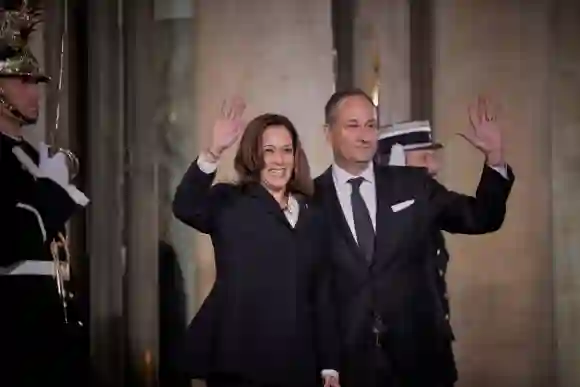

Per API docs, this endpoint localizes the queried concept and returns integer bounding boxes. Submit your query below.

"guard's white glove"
[14,142,69,186]
[38,142,70,186]
[13,142,90,207]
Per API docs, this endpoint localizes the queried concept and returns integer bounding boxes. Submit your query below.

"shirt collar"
[332,161,375,187]
[284,194,300,215]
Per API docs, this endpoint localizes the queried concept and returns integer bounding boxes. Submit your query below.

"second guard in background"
[0,3,89,386]
[376,120,455,386]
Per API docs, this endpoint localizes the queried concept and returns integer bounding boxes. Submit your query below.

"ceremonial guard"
[0,2,89,386]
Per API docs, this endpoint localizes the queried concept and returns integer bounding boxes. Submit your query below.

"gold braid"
[50,232,71,324]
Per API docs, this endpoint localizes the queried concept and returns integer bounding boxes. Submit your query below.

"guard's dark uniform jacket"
[434,232,452,334]
[430,230,457,386]
[0,132,85,386]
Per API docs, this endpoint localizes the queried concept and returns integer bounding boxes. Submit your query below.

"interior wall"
[551,1,580,386]
[432,1,554,386]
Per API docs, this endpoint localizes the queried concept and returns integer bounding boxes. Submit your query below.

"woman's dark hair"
[233,113,313,196]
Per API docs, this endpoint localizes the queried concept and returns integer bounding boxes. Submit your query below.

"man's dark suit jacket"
[314,164,514,387]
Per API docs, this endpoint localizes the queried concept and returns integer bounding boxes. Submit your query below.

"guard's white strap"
[16,202,47,242]
[402,142,434,150]
[0,260,69,280]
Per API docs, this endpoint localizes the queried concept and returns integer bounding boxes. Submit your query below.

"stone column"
[86,1,126,385]
[153,3,195,385]
[409,0,434,121]
[124,0,160,385]
[332,0,355,91]
[353,0,411,124]
[432,1,554,386]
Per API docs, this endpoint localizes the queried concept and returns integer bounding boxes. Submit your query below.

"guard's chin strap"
[0,88,37,126]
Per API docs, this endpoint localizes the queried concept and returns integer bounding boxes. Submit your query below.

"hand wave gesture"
[458,95,505,166]
[209,96,247,157]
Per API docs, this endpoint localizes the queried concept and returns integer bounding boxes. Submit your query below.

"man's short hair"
[324,88,375,125]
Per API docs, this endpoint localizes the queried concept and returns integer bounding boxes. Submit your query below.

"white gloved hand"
[13,142,70,187]
[37,142,70,187]
[13,142,90,207]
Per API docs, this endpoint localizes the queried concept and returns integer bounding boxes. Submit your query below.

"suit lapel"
[293,198,314,235]
[318,165,420,269]
[318,168,367,265]
[245,183,292,229]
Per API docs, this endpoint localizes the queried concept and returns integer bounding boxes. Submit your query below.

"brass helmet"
[0,1,49,124]
[0,1,49,82]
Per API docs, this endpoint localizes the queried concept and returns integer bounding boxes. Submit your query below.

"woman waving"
[173,98,339,387]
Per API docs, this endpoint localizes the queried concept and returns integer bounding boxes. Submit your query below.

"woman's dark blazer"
[172,159,339,387]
